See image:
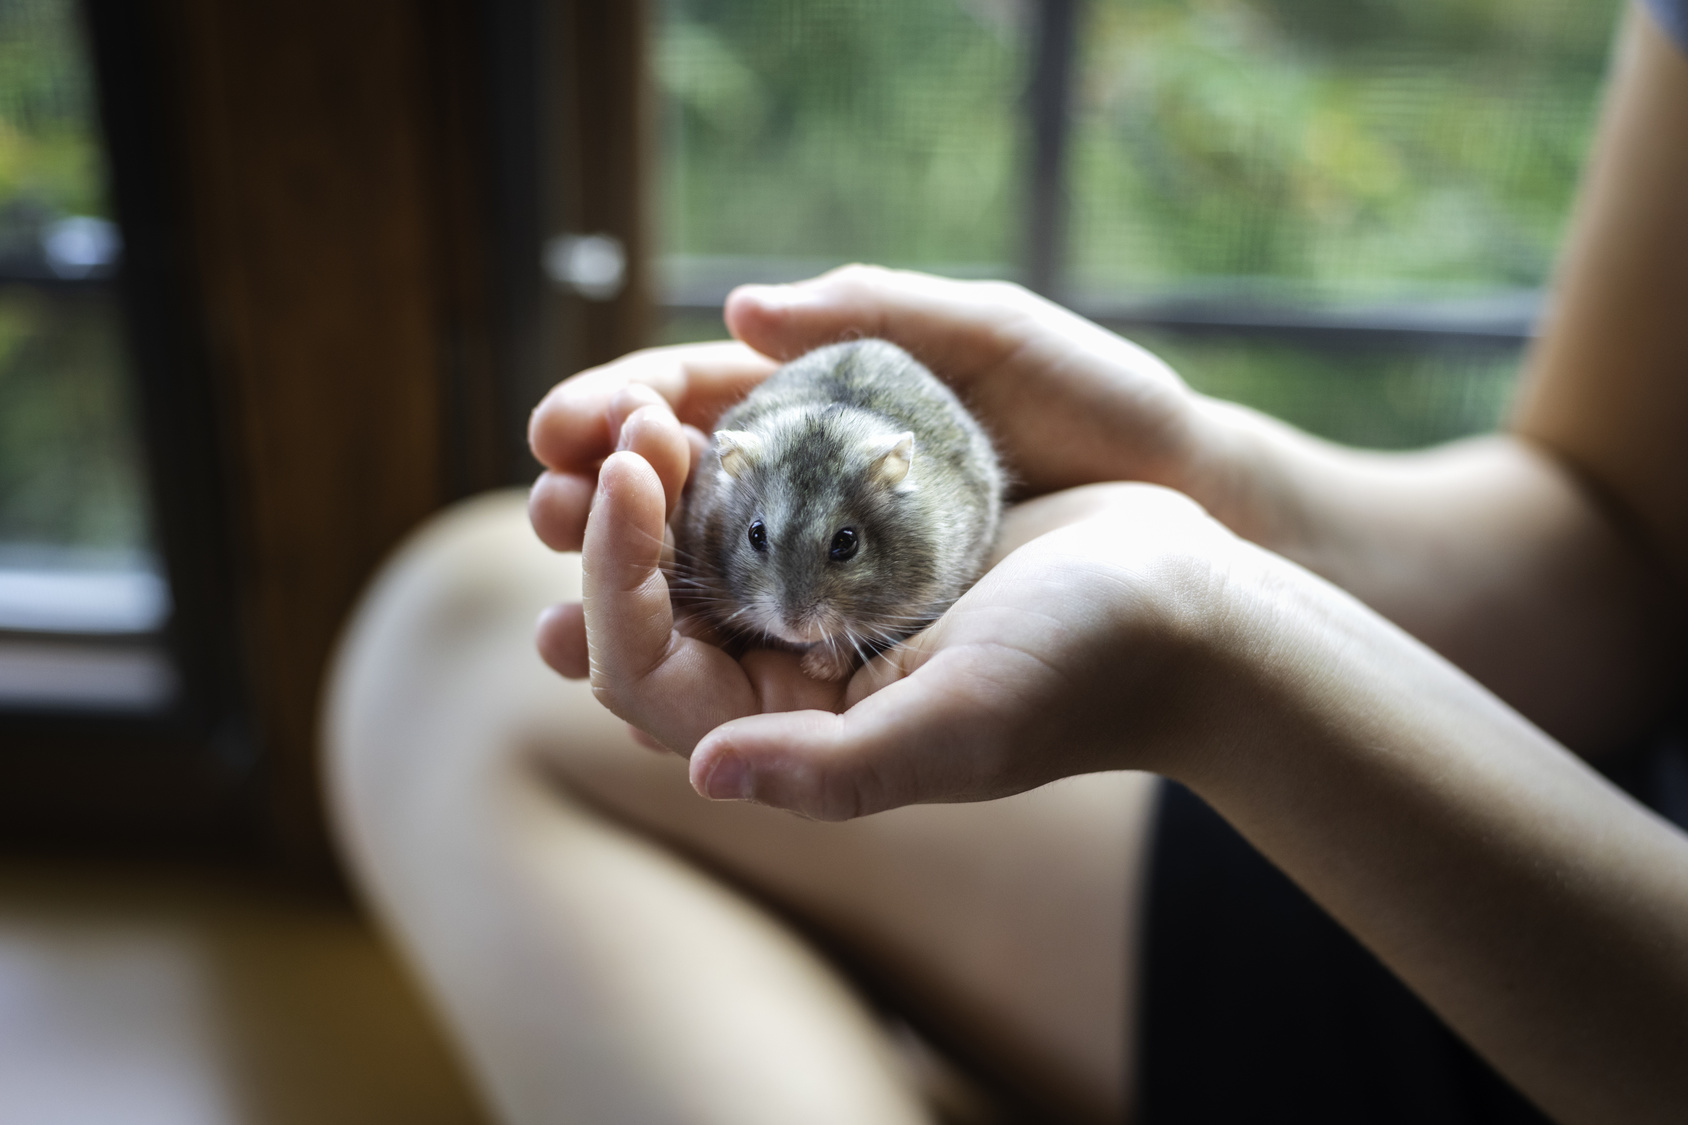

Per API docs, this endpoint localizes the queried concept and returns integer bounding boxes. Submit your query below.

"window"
[0,0,176,713]
[648,0,1621,449]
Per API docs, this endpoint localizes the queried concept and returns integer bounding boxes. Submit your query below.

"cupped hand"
[554,437,1255,819]
[722,264,1218,499]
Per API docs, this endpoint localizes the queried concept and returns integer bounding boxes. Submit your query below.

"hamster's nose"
[782,606,830,644]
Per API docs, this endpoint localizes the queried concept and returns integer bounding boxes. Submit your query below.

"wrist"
[1145,537,1360,790]
[1172,395,1319,556]
[1072,511,1300,783]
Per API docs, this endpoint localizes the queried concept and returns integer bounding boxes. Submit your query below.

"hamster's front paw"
[800,645,855,682]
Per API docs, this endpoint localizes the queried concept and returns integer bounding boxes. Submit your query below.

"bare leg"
[325,492,1156,1123]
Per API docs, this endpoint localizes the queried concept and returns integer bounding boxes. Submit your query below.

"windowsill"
[0,638,178,713]
[0,564,178,714]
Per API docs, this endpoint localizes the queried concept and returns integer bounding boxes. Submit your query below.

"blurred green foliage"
[658,0,1025,267]
[655,0,1618,449]
[0,0,103,223]
[1071,0,1620,297]
[658,0,1619,290]
[0,289,149,549]
[0,0,146,553]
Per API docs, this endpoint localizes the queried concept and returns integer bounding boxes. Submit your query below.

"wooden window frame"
[0,0,657,873]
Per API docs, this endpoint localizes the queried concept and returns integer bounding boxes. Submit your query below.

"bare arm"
[1516,2,1688,579]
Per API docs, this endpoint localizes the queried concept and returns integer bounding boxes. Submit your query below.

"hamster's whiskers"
[711,606,758,633]
[837,628,875,667]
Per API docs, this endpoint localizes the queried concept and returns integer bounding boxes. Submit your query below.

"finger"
[583,452,688,678]
[626,723,671,753]
[528,409,702,553]
[724,265,1044,378]
[529,341,778,472]
[842,625,938,709]
[583,451,760,753]
[535,601,588,678]
[529,471,596,552]
[689,646,1037,819]
[740,648,850,714]
[683,423,708,483]
[604,381,668,441]
[614,402,691,522]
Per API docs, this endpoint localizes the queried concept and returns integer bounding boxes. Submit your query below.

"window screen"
[652,0,1618,449]
[658,0,1027,291]
[1069,0,1615,299]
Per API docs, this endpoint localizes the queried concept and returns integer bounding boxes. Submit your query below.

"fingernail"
[616,403,661,452]
[738,283,809,310]
[702,753,751,801]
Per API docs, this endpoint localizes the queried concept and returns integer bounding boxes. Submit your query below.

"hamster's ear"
[865,432,915,488]
[714,430,763,480]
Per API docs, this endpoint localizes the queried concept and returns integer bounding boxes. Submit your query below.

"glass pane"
[1068,0,1621,302]
[0,0,116,269]
[0,0,171,709]
[655,0,1027,294]
[0,288,150,556]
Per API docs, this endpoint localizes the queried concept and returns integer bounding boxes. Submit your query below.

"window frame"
[0,0,256,848]
[0,0,525,865]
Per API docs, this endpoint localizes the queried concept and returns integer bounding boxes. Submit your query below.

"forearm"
[1182,400,1680,753]
[1172,552,1688,1125]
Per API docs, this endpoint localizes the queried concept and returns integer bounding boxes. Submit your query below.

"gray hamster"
[673,338,1004,681]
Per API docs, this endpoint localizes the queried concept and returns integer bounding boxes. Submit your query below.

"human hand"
[552,438,1254,818]
[721,264,1220,500]
[521,268,1277,811]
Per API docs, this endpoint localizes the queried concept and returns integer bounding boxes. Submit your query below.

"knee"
[340,489,572,676]
[321,489,579,829]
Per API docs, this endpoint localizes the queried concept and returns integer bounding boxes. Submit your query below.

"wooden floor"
[0,860,489,1125]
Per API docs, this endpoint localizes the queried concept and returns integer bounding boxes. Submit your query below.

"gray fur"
[673,339,1004,679]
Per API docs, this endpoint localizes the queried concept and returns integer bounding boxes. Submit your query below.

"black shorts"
[1136,732,1688,1124]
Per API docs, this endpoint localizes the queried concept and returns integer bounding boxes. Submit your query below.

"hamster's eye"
[747,520,768,552]
[829,527,859,562]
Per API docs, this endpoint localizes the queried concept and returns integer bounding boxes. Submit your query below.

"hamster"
[673,338,1004,681]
